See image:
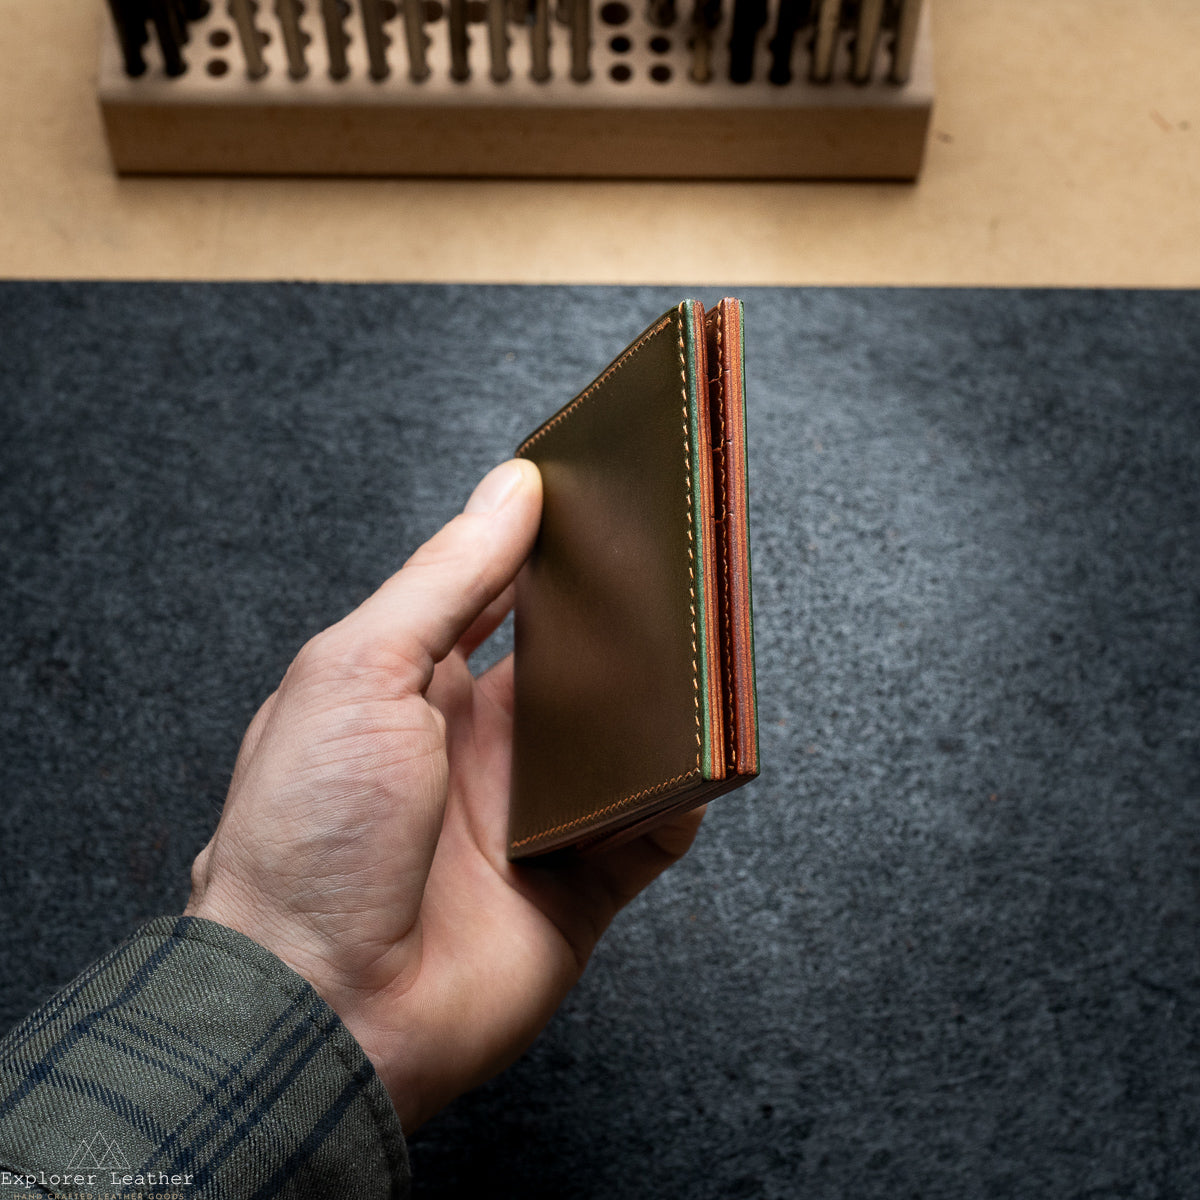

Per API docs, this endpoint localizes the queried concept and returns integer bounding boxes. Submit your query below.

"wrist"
[184,891,331,997]
[182,900,421,1127]
[185,892,389,1051]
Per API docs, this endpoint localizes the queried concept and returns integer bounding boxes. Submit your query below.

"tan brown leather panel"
[510,307,707,856]
[711,298,760,777]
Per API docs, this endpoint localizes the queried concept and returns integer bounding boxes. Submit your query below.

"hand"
[185,459,705,1132]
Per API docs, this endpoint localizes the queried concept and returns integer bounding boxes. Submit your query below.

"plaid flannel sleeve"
[0,916,410,1199]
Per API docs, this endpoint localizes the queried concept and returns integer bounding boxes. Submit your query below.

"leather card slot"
[684,301,726,782]
[705,303,739,775]
[712,299,759,779]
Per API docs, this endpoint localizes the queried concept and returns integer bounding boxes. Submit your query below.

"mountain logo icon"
[65,1131,131,1170]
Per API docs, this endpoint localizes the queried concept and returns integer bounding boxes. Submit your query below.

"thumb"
[329,459,542,692]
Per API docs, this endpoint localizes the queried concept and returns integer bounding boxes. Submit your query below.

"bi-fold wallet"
[508,298,759,859]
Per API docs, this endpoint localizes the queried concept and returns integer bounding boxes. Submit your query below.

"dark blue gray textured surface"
[1,283,1197,1199]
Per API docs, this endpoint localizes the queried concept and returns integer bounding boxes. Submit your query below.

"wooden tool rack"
[99,0,933,178]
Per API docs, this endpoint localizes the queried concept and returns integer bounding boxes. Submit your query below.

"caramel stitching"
[516,315,674,457]
[510,768,703,849]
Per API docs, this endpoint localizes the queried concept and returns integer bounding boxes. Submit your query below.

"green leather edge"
[679,299,716,781]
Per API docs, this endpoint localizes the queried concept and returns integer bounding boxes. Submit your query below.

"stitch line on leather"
[515,314,674,457]
[714,305,738,768]
[677,309,703,765]
[511,768,703,848]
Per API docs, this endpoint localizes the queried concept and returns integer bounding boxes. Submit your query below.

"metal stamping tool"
[107,0,151,76]
[530,0,551,80]
[888,0,921,84]
[688,0,720,83]
[850,0,882,83]
[318,0,351,78]
[768,0,810,85]
[275,0,310,78]
[728,0,767,83]
[808,0,840,82]
[149,0,187,76]
[570,0,591,81]
[228,0,269,78]
[449,0,471,80]
[402,0,430,80]
[361,0,393,78]
[646,0,676,29]
[488,0,512,80]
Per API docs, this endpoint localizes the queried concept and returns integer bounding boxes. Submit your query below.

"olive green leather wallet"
[508,299,759,859]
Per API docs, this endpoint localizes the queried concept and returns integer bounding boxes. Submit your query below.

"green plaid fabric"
[0,917,409,1199]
